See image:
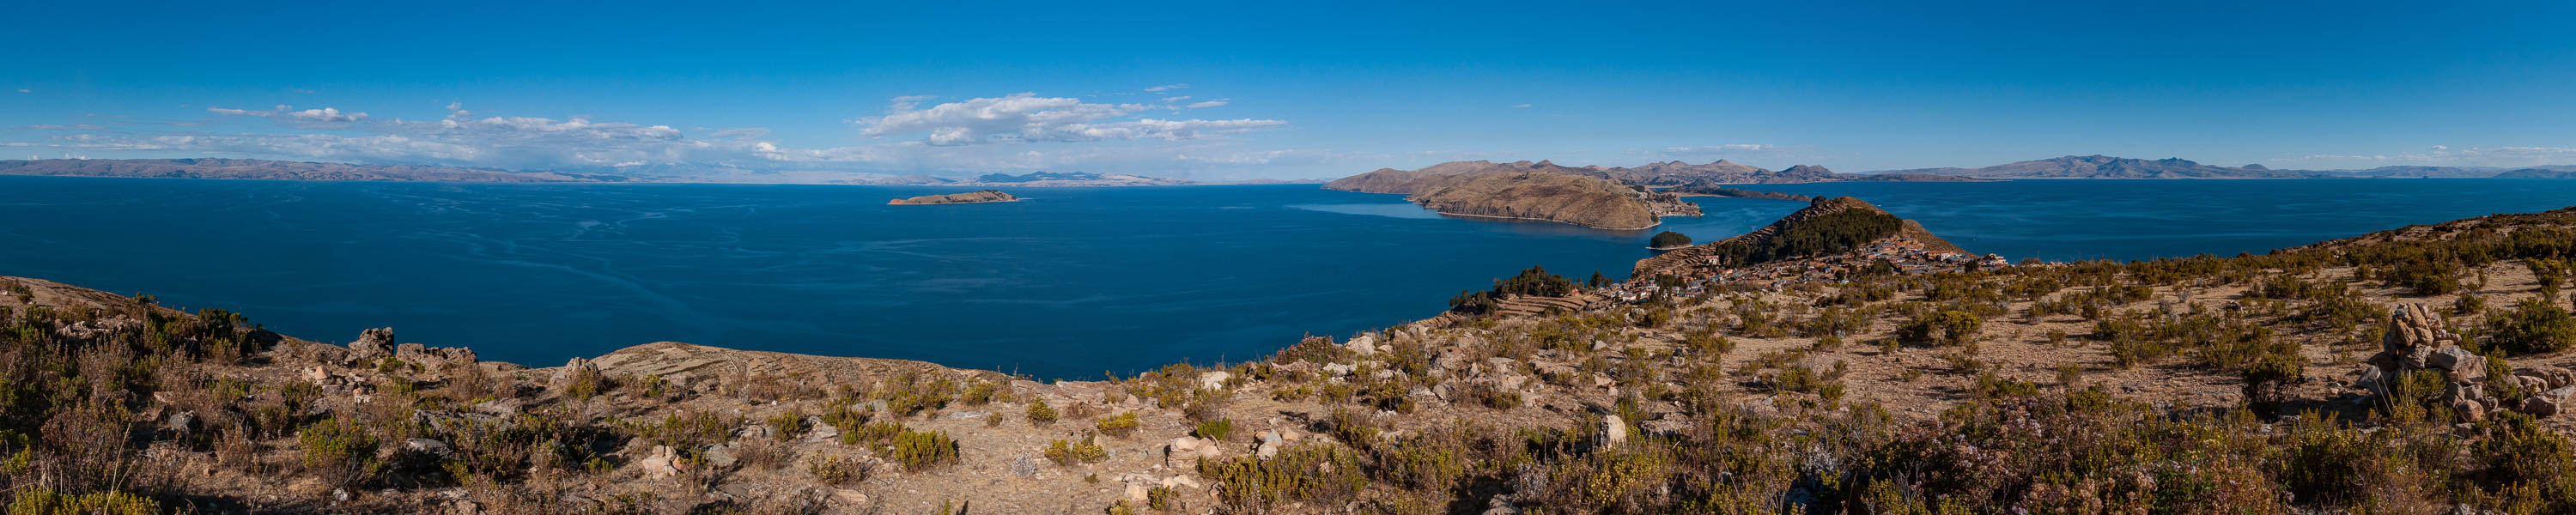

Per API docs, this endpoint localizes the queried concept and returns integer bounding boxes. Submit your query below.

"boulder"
[2453,398,2488,421]
[550,358,599,392]
[350,327,395,360]
[1199,371,1232,391]
[1600,415,1629,447]
[2526,387,2576,417]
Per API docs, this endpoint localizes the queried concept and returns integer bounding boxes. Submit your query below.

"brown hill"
[1634,196,1961,276]
[1404,172,1680,230]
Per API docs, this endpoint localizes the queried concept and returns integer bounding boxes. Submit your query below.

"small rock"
[634,445,681,479]
[402,439,453,458]
[704,443,737,469]
[1199,371,1233,391]
[1600,415,1629,447]
[164,410,197,437]
[825,488,868,507]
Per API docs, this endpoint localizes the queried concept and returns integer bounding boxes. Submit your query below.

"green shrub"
[1026,399,1059,425]
[890,429,959,471]
[2488,298,2576,354]
[5,488,160,515]
[805,453,866,485]
[1095,412,1139,439]
[298,415,381,488]
[1042,434,1109,466]
[1194,417,1233,440]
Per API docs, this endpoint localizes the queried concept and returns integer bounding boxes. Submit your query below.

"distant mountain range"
[848,171,1202,187]
[1864,154,2576,179]
[0,158,617,182]
[1326,160,1984,194]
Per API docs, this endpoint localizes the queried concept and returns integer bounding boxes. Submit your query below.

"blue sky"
[5,0,2574,180]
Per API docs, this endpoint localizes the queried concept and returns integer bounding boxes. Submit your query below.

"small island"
[1648,230,1693,250]
[887,190,1019,205]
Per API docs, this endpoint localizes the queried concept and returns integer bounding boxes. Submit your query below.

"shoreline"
[1425,208,1661,231]
[887,198,1024,206]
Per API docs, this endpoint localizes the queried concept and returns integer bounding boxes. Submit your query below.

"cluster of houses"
[1604,237,2013,302]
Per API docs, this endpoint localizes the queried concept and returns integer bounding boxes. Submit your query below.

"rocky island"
[885,190,1019,205]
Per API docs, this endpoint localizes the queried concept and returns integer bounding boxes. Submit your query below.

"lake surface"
[2,176,2570,378]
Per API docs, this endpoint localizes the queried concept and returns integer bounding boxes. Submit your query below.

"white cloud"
[1160,96,1191,102]
[1144,83,1188,92]
[854,93,1283,145]
[16,91,1323,180]
[1184,100,1229,109]
[14,89,28,94]
[208,104,368,123]
[1513,104,1532,108]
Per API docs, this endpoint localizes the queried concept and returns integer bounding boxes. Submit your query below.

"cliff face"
[1404,172,1670,229]
[887,190,1018,205]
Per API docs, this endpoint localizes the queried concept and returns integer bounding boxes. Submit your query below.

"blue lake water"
[1,176,2570,379]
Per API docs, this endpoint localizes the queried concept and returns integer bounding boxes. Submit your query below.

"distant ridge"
[1868,154,2317,179]
[1326,160,1974,193]
[1866,155,2576,179]
[852,171,1194,187]
[0,158,611,182]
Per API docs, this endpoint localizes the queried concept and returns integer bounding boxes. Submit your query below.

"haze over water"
[3,176,2571,379]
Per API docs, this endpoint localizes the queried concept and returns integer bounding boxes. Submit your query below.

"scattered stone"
[1600,415,1628,447]
[1199,371,1232,391]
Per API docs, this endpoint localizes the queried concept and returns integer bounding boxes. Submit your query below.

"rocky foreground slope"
[9,204,2576,514]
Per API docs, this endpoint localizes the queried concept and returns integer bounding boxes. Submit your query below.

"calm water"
[2,176,2569,378]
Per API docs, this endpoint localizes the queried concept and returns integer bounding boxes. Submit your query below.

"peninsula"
[886,190,1019,205]
[1327,161,1700,229]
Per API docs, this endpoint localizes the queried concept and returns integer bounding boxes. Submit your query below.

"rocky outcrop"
[2356,304,2576,421]
[887,190,1019,205]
